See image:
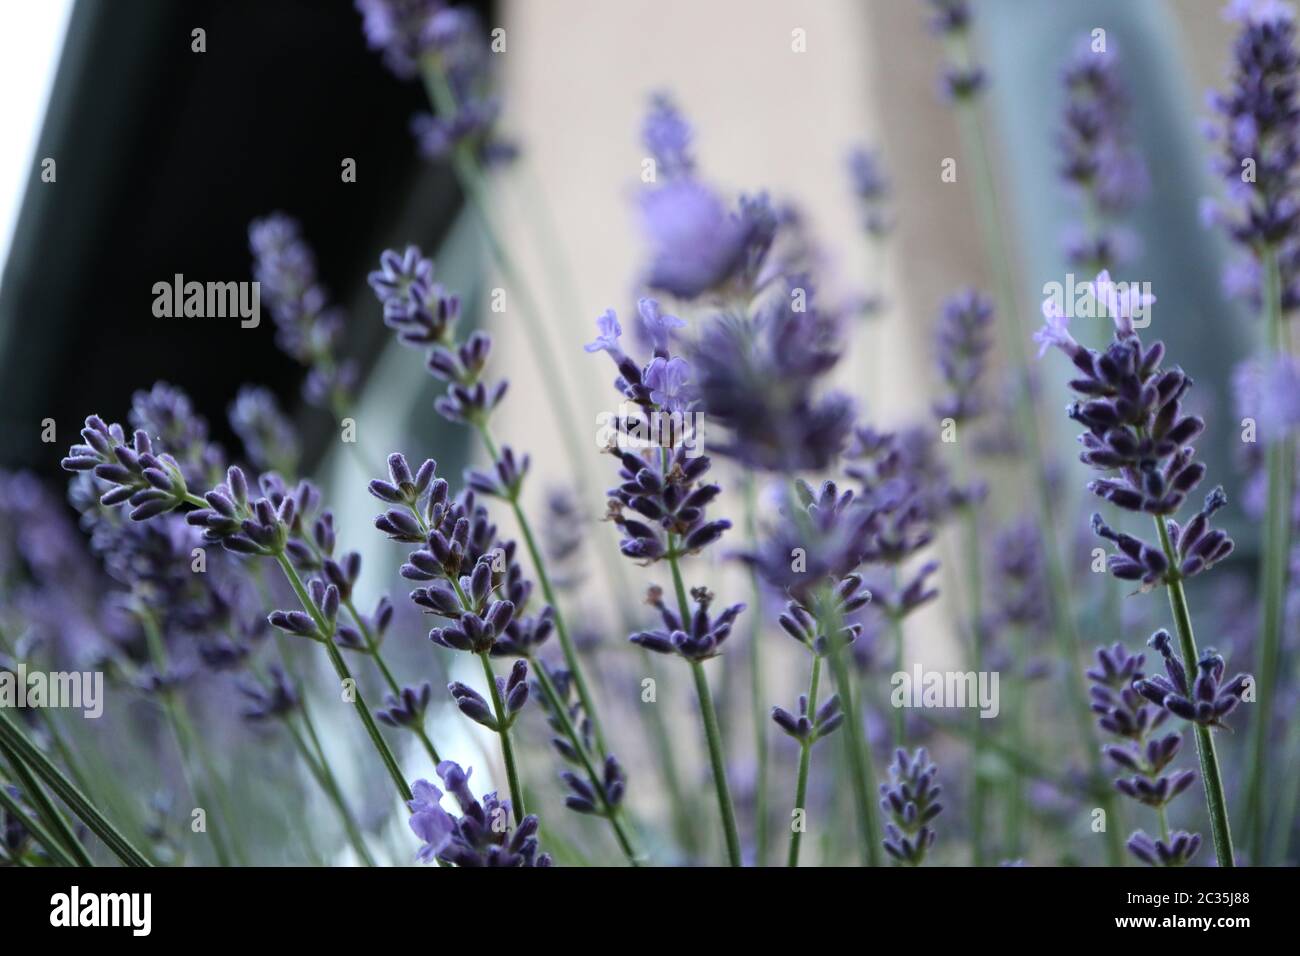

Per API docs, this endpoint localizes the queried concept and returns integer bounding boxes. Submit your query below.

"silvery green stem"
[742,477,770,865]
[822,596,882,866]
[1245,243,1291,864]
[955,87,1123,866]
[0,765,80,867]
[666,546,741,866]
[136,605,240,866]
[271,552,412,804]
[528,656,642,865]
[0,706,152,866]
[478,651,526,825]
[473,421,611,756]
[786,653,822,868]
[341,596,442,766]
[0,743,90,866]
[1154,517,1235,866]
[958,501,988,866]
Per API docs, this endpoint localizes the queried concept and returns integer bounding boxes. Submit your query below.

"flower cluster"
[1086,641,1200,866]
[1035,271,1234,586]
[634,98,777,301]
[357,1,515,164]
[846,146,891,238]
[925,0,985,100]
[1136,630,1253,729]
[771,692,844,746]
[249,214,358,410]
[1057,37,1147,271]
[407,761,551,866]
[844,428,943,619]
[1208,1,1300,252]
[369,245,508,428]
[631,585,745,662]
[880,748,943,865]
[691,278,857,472]
[933,289,995,425]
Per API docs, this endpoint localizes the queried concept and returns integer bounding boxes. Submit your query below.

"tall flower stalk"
[1206,0,1300,862]
[1036,271,1248,865]
[927,0,1123,864]
[367,247,640,863]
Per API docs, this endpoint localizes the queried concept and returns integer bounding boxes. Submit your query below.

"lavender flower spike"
[880,748,943,866]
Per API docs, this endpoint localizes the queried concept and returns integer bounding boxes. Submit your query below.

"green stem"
[666,548,741,866]
[342,596,442,766]
[473,421,610,756]
[1154,517,1236,867]
[959,502,988,867]
[823,599,882,865]
[787,653,822,868]
[419,62,591,496]
[1,744,91,866]
[689,659,742,867]
[273,552,412,803]
[478,651,525,824]
[1007,624,1028,857]
[742,477,770,866]
[247,649,376,867]
[529,658,641,865]
[889,606,905,748]
[0,707,152,866]
[0,766,79,867]
[136,606,239,866]
[1246,243,1291,864]
[956,85,1123,867]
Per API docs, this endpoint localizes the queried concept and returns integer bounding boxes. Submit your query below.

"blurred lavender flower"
[238,665,301,722]
[1208,1,1300,250]
[880,747,943,865]
[924,0,985,100]
[643,91,694,180]
[692,277,856,471]
[846,146,891,237]
[376,681,433,729]
[1058,37,1148,271]
[129,383,226,488]
[933,289,995,425]
[407,761,551,866]
[228,385,300,477]
[1127,829,1202,867]
[743,479,874,604]
[249,214,358,410]
[987,520,1051,637]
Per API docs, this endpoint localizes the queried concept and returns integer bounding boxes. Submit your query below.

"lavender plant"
[1206,0,1300,864]
[4,0,1297,876]
[1036,270,1252,865]
[368,246,640,863]
[1087,641,1200,866]
[586,304,743,865]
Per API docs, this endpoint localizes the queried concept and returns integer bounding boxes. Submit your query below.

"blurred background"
[0,0,1282,866]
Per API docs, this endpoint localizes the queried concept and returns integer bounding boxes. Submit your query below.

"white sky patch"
[0,0,74,277]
